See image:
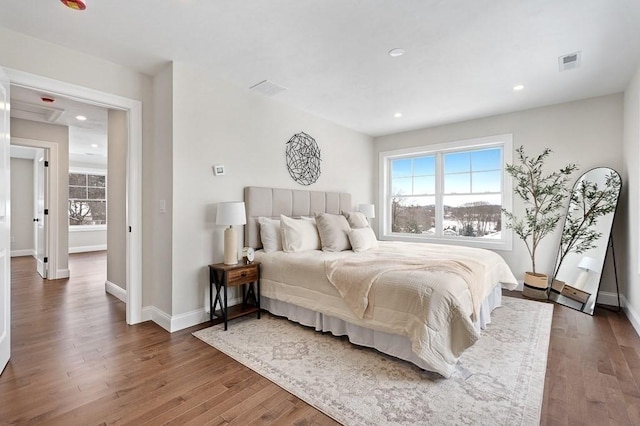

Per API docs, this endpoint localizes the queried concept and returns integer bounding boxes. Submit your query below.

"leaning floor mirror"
[548,167,622,315]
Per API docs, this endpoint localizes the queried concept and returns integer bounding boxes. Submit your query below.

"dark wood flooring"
[1,253,639,425]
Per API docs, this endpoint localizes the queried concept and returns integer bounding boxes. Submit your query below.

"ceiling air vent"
[559,51,582,72]
[249,80,287,97]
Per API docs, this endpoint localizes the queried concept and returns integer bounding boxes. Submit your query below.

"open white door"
[0,68,11,374]
[34,149,47,279]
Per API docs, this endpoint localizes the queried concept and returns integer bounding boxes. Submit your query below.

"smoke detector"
[559,51,582,72]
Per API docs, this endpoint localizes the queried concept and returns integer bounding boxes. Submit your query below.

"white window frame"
[68,168,108,231]
[379,134,513,251]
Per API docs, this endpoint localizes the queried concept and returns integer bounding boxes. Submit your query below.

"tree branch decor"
[502,146,577,275]
[552,171,621,278]
[286,132,321,186]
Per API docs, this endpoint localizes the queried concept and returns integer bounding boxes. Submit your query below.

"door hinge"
[44,160,49,167]
[44,257,48,263]
[129,226,132,233]
[44,209,49,215]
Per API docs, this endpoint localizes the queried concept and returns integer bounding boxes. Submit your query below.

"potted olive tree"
[502,146,577,299]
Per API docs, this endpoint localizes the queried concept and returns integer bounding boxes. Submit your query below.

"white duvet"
[256,241,518,377]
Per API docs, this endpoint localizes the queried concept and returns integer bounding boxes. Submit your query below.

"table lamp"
[216,201,246,265]
[358,204,375,220]
[573,256,601,290]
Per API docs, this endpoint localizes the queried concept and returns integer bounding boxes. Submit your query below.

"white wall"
[622,64,640,331]
[68,229,106,253]
[169,61,374,319]
[10,157,34,256]
[11,118,70,276]
[375,94,624,293]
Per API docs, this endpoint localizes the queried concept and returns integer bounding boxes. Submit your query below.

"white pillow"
[280,214,321,252]
[258,217,282,252]
[315,213,352,252]
[348,227,379,252]
[342,211,369,229]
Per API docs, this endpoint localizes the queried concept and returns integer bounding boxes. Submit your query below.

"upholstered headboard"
[244,186,352,249]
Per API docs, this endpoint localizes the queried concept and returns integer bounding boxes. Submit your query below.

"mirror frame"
[548,167,621,315]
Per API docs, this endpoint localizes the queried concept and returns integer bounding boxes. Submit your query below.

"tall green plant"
[502,146,577,274]
[552,171,621,277]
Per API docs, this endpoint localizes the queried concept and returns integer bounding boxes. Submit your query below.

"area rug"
[193,296,553,425]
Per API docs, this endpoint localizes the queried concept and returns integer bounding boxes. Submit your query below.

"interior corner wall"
[10,157,34,254]
[10,118,69,276]
[107,109,127,290]
[148,63,173,315]
[623,64,640,327]
[169,61,374,320]
[374,94,624,291]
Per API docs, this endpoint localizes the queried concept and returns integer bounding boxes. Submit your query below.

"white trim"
[10,249,34,257]
[596,291,621,307]
[169,308,210,332]
[621,295,640,338]
[378,134,513,251]
[105,280,126,303]
[10,137,59,279]
[56,269,70,279]
[69,244,107,254]
[142,306,172,332]
[69,225,107,232]
[5,68,143,325]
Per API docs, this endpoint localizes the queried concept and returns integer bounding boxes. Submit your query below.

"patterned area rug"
[193,296,553,425]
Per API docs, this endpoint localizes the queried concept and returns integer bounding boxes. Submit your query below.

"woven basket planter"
[523,272,549,300]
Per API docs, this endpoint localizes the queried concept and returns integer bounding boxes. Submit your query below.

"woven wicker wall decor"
[285,132,321,186]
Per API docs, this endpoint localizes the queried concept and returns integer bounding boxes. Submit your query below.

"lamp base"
[223,227,238,265]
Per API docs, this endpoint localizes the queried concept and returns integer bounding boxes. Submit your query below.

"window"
[380,134,512,250]
[69,172,107,226]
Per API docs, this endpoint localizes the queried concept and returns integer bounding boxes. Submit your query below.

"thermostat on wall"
[213,165,225,176]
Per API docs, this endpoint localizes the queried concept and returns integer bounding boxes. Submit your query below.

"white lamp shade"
[216,201,247,226]
[578,256,601,273]
[358,203,375,219]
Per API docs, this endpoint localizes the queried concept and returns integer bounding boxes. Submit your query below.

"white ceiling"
[10,85,108,167]
[2,0,640,137]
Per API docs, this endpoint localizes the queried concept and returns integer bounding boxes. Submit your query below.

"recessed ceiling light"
[76,115,87,121]
[394,112,403,118]
[513,84,525,91]
[91,144,98,148]
[388,48,405,58]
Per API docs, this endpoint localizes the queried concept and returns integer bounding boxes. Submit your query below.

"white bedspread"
[256,241,518,377]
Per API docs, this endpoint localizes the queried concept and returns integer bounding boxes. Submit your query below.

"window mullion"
[435,152,443,238]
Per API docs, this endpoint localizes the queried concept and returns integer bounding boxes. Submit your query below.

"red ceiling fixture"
[60,0,86,10]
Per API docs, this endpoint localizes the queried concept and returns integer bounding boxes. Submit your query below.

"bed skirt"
[261,284,504,372]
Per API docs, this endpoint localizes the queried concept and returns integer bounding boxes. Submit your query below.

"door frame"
[11,140,57,279]
[5,69,143,325]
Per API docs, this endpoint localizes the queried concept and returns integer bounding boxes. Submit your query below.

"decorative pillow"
[348,227,379,252]
[315,213,352,252]
[258,217,282,252]
[342,211,369,229]
[280,214,321,252]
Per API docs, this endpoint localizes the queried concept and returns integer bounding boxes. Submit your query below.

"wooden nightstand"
[208,262,261,330]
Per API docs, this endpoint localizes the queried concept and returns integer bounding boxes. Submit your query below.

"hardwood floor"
[1,254,639,425]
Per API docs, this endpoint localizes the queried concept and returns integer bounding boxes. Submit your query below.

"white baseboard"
[10,249,34,257]
[142,306,172,332]
[622,295,640,339]
[596,291,622,307]
[141,297,244,333]
[105,280,126,303]
[69,244,107,254]
[55,269,70,279]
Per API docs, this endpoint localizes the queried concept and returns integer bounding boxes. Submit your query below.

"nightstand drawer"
[561,284,590,304]
[227,266,258,285]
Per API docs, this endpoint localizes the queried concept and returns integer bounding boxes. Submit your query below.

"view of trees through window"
[69,172,107,226]
[390,147,503,239]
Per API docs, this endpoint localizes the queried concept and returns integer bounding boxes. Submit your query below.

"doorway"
[5,67,142,325]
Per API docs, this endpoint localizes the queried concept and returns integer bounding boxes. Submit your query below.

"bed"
[244,186,518,377]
